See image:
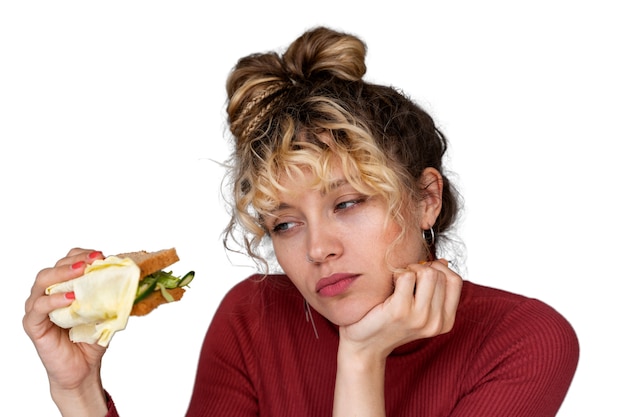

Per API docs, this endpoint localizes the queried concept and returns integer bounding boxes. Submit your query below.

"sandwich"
[46,248,194,347]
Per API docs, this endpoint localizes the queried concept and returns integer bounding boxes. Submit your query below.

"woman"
[23,26,579,416]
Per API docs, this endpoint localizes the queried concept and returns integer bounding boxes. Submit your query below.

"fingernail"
[418,260,428,265]
[71,261,85,270]
[64,291,76,300]
[89,251,103,259]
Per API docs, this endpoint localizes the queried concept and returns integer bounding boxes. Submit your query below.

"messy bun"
[281,27,366,83]
[223,26,461,271]
[226,27,366,142]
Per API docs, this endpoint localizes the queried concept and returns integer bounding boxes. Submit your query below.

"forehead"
[276,159,347,195]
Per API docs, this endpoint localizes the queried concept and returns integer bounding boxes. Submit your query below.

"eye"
[335,197,366,211]
[271,220,296,234]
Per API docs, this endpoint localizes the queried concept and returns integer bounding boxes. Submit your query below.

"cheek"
[381,223,423,267]
[273,246,312,296]
[272,239,303,273]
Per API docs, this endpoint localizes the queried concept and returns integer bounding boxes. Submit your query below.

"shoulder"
[458,281,579,374]
[461,281,578,339]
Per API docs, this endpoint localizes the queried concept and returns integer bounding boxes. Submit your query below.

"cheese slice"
[46,256,140,347]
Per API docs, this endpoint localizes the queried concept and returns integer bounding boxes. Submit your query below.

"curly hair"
[223,26,461,271]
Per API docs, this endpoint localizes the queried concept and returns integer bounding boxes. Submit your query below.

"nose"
[305,218,343,264]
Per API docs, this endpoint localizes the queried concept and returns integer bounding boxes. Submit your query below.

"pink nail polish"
[65,291,76,300]
[89,251,103,259]
[71,261,85,270]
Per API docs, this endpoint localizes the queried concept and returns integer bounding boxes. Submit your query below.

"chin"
[324,303,373,327]
[316,290,389,327]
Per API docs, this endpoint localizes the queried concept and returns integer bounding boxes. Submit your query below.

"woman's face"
[266,162,427,326]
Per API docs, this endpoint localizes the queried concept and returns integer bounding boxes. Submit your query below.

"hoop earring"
[422,227,435,247]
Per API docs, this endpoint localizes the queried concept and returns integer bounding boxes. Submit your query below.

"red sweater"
[106,276,579,416]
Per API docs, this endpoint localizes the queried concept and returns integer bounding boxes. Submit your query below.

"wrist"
[50,378,108,417]
[334,340,387,417]
[337,340,387,376]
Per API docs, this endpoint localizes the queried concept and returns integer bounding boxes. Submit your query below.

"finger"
[412,268,441,327]
[29,260,85,300]
[42,249,104,292]
[427,271,449,331]
[427,259,463,331]
[442,277,463,330]
[25,264,80,315]
[406,261,453,331]
[431,257,450,272]
[386,270,419,321]
[26,249,104,319]
[404,262,439,305]
[55,248,103,267]
[23,291,74,340]
[392,270,417,299]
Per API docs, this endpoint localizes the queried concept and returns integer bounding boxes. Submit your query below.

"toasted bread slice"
[117,248,180,279]
[115,248,185,316]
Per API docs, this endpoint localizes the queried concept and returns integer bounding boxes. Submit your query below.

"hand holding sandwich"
[23,247,192,416]
[23,248,109,417]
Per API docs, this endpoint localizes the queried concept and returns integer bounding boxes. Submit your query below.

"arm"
[23,248,110,417]
[333,260,463,417]
[334,342,386,417]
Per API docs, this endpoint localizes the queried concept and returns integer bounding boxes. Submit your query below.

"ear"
[417,167,443,230]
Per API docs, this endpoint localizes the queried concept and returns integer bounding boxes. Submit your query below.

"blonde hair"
[223,26,460,271]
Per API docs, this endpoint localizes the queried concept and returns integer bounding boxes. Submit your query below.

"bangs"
[252,132,388,219]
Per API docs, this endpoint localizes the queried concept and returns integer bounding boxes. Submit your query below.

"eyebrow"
[268,179,351,214]
[326,179,349,192]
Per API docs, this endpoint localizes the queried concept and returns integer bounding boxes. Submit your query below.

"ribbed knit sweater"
[106,276,579,416]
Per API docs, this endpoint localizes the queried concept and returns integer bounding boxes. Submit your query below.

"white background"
[1,1,624,415]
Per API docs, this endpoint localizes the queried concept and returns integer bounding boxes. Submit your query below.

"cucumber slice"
[134,270,195,304]
[155,272,180,289]
[178,271,195,287]
[135,276,158,303]
[157,283,175,303]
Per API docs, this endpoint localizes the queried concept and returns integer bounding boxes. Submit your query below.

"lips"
[316,273,360,297]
